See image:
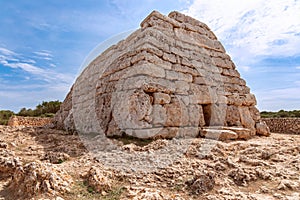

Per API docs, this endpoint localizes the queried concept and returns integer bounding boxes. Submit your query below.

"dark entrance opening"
[202,104,212,126]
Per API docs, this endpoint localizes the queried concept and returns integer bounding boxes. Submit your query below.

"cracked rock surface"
[0,125,299,200]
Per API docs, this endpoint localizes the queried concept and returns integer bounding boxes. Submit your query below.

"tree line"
[0,100,62,125]
[260,110,300,118]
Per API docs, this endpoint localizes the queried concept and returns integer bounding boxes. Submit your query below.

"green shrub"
[17,100,61,117]
[261,109,300,118]
[0,110,15,125]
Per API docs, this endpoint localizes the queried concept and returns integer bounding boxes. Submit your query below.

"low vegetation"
[0,110,15,125]
[260,110,300,118]
[17,100,62,117]
[0,100,62,125]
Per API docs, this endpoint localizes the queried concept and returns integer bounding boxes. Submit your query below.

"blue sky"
[0,0,299,112]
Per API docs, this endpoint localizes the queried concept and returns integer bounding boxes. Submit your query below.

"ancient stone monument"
[54,11,270,140]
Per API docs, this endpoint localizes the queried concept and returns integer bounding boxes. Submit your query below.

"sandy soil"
[0,125,299,200]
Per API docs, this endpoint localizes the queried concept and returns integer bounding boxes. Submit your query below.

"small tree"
[17,100,62,117]
[0,110,15,125]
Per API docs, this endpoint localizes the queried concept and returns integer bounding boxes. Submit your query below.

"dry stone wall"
[8,116,52,127]
[263,118,300,134]
[54,11,269,140]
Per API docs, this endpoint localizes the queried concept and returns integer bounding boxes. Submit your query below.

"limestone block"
[175,80,190,95]
[249,106,261,122]
[164,97,189,127]
[121,76,175,94]
[148,55,173,70]
[203,104,227,126]
[112,89,153,130]
[181,56,194,68]
[122,63,165,79]
[193,76,214,86]
[256,121,270,136]
[148,16,173,30]
[151,104,167,126]
[168,11,217,40]
[141,78,176,94]
[189,84,215,104]
[153,92,171,104]
[135,42,164,57]
[212,57,230,69]
[119,76,151,91]
[176,127,200,138]
[233,77,246,86]
[240,86,251,94]
[188,104,206,127]
[154,127,178,139]
[213,41,226,52]
[125,127,198,139]
[201,128,238,141]
[242,93,257,106]
[103,57,131,77]
[172,63,199,76]
[125,128,165,139]
[217,95,228,104]
[130,50,148,65]
[166,70,193,82]
[141,11,181,29]
[226,105,242,126]
[223,127,252,140]
[177,95,190,105]
[106,118,121,137]
[239,107,255,131]
[227,93,243,106]
[162,52,177,63]
[222,69,240,77]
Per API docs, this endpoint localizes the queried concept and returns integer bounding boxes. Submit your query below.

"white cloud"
[3,62,42,73]
[184,0,300,61]
[0,47,74,84]
[0,47,16,56]
[23,59,36,64]
[34,50,53,60]
[296,66,300,70]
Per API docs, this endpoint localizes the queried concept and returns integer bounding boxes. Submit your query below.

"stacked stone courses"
[8,116,52,127]
[54,11,269,140]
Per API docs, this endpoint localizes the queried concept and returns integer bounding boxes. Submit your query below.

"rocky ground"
[0,125,299,200]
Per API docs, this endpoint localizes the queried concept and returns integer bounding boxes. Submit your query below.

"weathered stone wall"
[54,11,269,140]
[263,118,300,134]
[7,116,53,127]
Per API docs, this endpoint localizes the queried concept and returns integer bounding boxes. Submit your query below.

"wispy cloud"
[0,46,74,112]
[2,61,44,74]
[0,47,16,56]
[296,66,300,70]
[185,0,300,61]
[0,47,74,84]
[34,50,53,60]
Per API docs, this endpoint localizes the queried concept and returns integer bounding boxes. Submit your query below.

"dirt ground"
[0,125,299,200]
